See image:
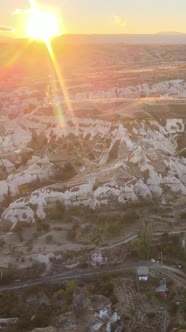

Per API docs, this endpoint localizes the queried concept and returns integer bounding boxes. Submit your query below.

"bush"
[99,280,113,297]
[47,201,66,220]
[0,292,17,316]
[56,163,76,181]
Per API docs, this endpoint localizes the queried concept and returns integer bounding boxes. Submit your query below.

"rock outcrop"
[29,328,57,332]
[72,80,186,100]
[0,103,186,225]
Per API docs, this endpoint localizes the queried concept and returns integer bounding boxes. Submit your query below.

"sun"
[26,10,60,41]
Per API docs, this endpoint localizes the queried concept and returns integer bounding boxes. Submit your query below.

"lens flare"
[26,11,60,41]
[45,39,74,121]
[26,1,79,147]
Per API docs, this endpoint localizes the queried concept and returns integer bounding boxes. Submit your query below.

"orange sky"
[1,0,186,38]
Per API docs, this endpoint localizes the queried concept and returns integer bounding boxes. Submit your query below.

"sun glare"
[26,10,60,41]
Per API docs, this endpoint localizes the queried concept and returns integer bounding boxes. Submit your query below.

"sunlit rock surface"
[72,80,186,100]
[0,102,186,225]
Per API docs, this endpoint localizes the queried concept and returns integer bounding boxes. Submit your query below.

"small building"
[137,266,149,281]
[156,278,168,296]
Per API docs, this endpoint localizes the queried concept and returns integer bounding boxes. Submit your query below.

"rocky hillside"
[0,101,185,227]
[72,79,186,100]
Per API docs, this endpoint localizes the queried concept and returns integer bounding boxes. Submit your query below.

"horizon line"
[13,32,186,39]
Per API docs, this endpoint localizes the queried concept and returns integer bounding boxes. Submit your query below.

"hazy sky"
[1,0,186,37]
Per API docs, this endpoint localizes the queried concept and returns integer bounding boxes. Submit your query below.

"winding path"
[0,261,185,293]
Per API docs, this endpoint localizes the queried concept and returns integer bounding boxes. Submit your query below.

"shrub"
[56,163,76,181]
[47,201,65,220]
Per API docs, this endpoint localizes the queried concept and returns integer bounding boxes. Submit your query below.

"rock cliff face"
[72,79,186,100]
[0,101,185,226]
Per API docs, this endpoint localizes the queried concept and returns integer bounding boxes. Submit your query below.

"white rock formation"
[0,181,9,203]
[0,157,57,206]
[1,110,186,225]
[72,79,186,100]
[92,305,120,332]
[1,159,16,174]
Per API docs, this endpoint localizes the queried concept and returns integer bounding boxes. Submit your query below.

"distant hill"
[2,33,186,45]
[53,33,186,45]
[157,31,185,35]
[0,35,14,42]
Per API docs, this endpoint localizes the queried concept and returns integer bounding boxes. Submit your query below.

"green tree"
[65,280,77,305]
[140,221,152,259]
[130,222,152,259]
[129,238,146,259]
